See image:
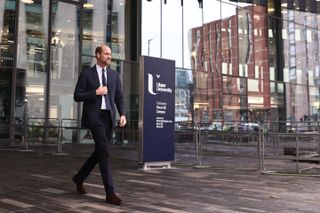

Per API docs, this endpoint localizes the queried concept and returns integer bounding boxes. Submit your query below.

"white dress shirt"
[96,65,108,110]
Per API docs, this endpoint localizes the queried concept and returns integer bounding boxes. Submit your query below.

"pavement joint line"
[203,203,245,213]
[118,171,145,176]
[80,202,124,212]
[30,174,52,179]
[39,187,67,194]
[237,196,264,202]
[84,182,104,188]
[126,179,162,186]
[132,203,190,213]
[85,193,105,200]
[0,198,33,208]
[238,207,267,212]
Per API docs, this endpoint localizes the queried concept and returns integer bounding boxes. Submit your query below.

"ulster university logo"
[147,73,173,95]
[147,73,158,95]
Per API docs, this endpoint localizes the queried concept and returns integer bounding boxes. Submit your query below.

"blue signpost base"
[143,161,172,170]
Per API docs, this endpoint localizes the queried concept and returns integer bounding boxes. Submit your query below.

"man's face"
[97,45,112,67]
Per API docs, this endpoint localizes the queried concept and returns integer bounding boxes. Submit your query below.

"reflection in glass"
[141,0,161,57]
[175,68,193,122]
[49,1,79,121]
[184,0,202,69]
[82,0,125,66]
[162,0,182,67]
[16,0,48,120]
[286,83,308,121]
[13,0,49,143]
[238,5,253,78]
[280,3,320,121]
[0,0,15,141]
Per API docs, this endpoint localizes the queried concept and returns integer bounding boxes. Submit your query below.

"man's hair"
[95,45,103,57]
[95,44,111,57]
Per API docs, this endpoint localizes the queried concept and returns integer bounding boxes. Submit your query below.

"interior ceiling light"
[22,0,34,4]
[83,2,94,8]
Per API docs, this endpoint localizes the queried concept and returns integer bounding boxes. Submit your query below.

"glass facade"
[142,0,320,127]
[0,0,319,145]
[0,0,131,145]
[0,0,15,142]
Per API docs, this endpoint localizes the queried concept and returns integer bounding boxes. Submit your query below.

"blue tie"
[102,69,111,110]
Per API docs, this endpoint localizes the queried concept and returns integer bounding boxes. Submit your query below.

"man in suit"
[72,44,126,205]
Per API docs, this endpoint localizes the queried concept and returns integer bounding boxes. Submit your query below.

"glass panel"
[248,96,264,106]
[141,0,161,57]
[269,67,275,81]
[193,70,209,114]
[49,1,79,122]
[113,60,139,147]
[139,1,320,125]
[203,0,220,23]
[222,94,247,121]
[220,1,237,76]
[282,5,316,85]
[309,70,315,86]
[270,81,275,93]
[0,0,15,141]
[0,0,15,68]
[80,1,129,145]
[277,82,284,93]
[184,0,202,69]
[222,75,247,95]
[203,1,223,122]
[248,79,259,92]
[270,82,284,109]
[238,5,254,78]
[162,0,182,67]
[109,0,125,60]
[295,23,307,85]
[175,68,193,122]
[309,86,319,121]
[304,13,319,88]
[280,1,320,121]
[252,2,269,96]
[191,27,203,71]
[223,94,240,109]
[82,0,125,62]
[16,0,49,143]
[286,83,308,121]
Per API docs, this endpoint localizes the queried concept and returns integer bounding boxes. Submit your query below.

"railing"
[27,117,60,144]
[261,130,320,174]
[4,117,139,153]
[3,117,320,174]
[175,121,261,156]
[175,120,320,173]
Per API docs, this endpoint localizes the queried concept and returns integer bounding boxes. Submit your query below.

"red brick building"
[191,5,270,124]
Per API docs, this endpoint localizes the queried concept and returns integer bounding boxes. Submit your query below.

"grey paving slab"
[0,148,320,212]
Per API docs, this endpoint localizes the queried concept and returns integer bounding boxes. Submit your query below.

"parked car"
[238,122,259,132]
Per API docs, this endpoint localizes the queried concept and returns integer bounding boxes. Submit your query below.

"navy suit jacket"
[74,65,125,128]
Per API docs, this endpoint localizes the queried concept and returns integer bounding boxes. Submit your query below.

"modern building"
[189,1,320,126]
[0,0,319,145]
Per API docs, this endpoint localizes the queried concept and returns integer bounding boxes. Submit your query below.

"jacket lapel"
[107,68,113,88]
[92,65,100,88]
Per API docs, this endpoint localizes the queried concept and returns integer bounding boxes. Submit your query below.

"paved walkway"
[1,146,320,212]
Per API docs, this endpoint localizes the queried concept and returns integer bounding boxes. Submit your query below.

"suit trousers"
[74,110,114,195]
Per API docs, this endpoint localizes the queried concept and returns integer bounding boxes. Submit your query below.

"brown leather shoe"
[72,176,86,194]
[105,193,122,205]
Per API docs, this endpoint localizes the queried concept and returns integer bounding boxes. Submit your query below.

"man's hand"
[96,86,108,96]
[118,115,126,128]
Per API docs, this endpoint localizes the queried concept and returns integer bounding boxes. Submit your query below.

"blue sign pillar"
[139,56,175,169]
